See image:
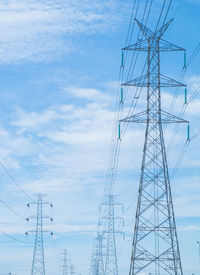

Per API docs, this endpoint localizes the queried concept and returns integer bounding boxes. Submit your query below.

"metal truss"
[100,195,124,275]
[91,233,105,275]
[121,19,186,275]
[26,194,53,275]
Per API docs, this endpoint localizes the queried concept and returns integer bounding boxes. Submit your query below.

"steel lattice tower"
[121,19,188,275]
[70,265,76,275]
[96,233,105,275]
[26,194,53,275]
[62,249,71,275]
[100,195,123,275]
[92,233,105,275]
[105,195,117,275]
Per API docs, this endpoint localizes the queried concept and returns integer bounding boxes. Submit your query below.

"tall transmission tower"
[120,19,188,275]
[100,195,123,275]
[26,193,53,275]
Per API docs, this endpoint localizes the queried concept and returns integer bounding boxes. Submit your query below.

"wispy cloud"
[64,87,109,102]
[0,0,129,63]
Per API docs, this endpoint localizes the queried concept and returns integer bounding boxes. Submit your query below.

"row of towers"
[21,3,187,275]
[26,194,75,275]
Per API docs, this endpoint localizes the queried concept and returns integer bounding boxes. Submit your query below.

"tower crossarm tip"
[122,39,149,52]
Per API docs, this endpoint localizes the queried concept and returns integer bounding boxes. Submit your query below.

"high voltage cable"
[169,120,200,182]
[124,0,138,48]
[0,198,25,221]
[122,0,154,104]
[124,0,152,76]
[167,36,200,116]
[100,0,142,241]
[187,41,200,67]
[188,86,200,103]
[166,31,200,115]
[166,39,200,157]
[0,162,34,222]
[190,130,200,140]
[105,0,142,194]
[0,230,31,245]
[0,161,33,201]
[170,140,190,180]
[166,104,187,155]
[107,0,154,195]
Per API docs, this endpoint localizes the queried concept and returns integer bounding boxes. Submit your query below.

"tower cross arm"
[123,39,185,52]
[120,110,188,124]
[26,229,53,234]
[122,74,186,88]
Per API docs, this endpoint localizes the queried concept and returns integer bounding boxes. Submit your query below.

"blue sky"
[0,0,200,274]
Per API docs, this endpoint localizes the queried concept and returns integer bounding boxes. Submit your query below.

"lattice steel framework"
[100,195,123,275]
[62,249,71,275]
[121,19,188,275]
[27,194,53,275]
[91,233,105,275]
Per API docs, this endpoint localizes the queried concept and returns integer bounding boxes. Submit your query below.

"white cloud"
[0,0,129,63]
[51,223,96,234]
[179,225,200,232]
[8,86,192,197]
[64,87,109,102]
[0,83,200,274]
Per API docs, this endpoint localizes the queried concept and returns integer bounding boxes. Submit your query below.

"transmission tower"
[62,249,72,275]
[100,195,124,275]
[121,19,188,275]
[26,193,53,275]
[70,264,76,275]
[96,233,105,275]
[91,233,105,275]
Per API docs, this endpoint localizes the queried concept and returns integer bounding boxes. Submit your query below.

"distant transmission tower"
[121,19,188,274]
[62,249,71,275]
[70,264,76,275]
[91,233,105,275]
[100,195,123,275]
[96,233,105,275]
[26,193,53,275]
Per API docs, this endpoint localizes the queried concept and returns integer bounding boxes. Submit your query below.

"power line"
[0,161,33,201]
[0,198,25,221]
[0,230,30,245]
